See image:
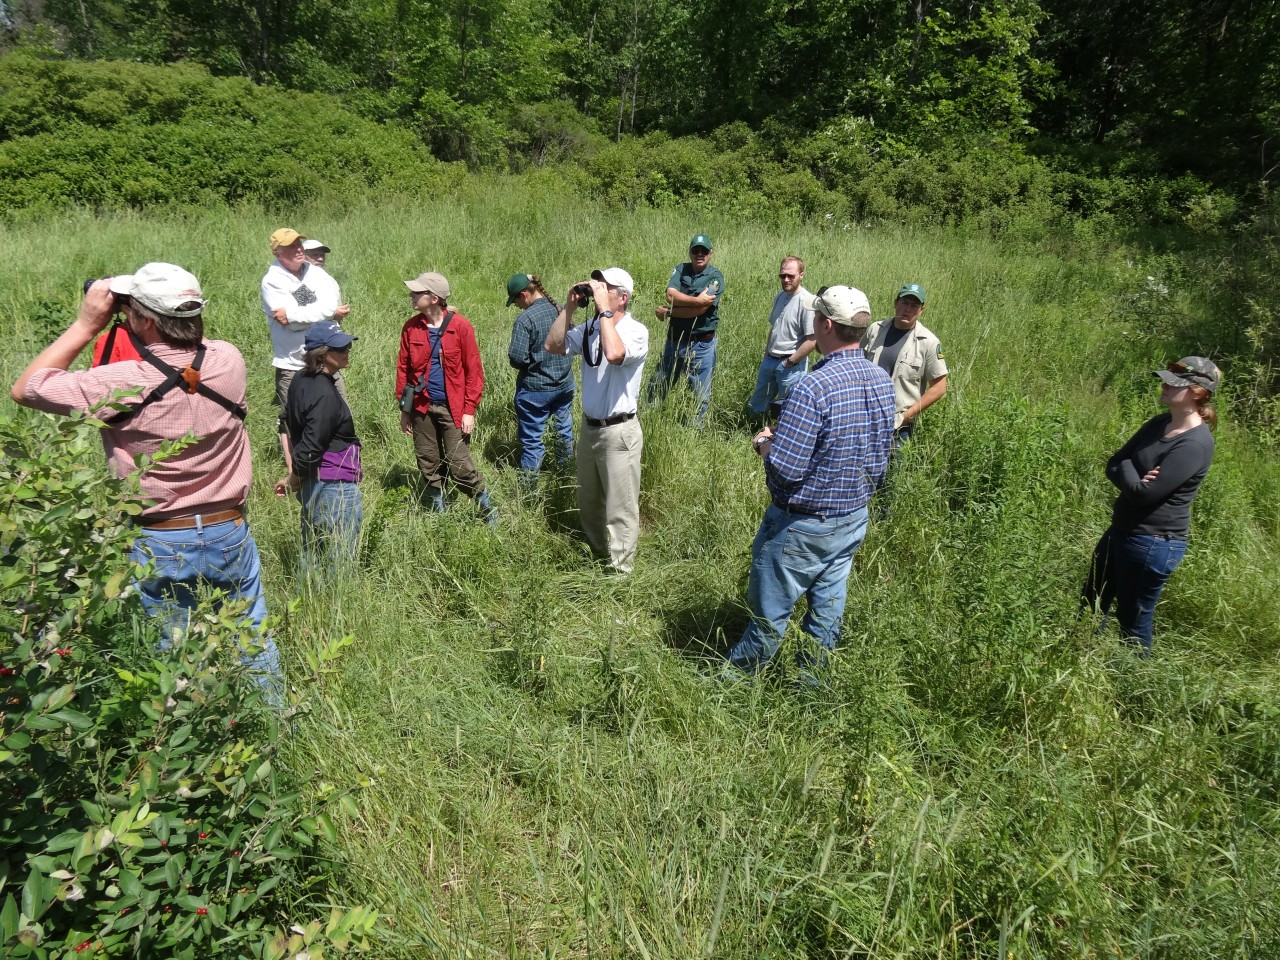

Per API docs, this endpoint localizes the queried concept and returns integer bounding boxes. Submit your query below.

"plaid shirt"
[508,297,574,392]
[20,341,253,520]
[764,348,895,517]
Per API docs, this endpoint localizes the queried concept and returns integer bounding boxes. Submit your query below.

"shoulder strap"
[414,312,455,390]
[103,331,246,425]
[94,323,121,369]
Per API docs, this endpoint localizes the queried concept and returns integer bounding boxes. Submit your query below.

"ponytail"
[1190,385,1218,429]
[526,274,560,312]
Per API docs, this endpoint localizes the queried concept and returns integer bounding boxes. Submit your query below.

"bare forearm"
[545,305,574,355]
[600,314,626,365]
[905,377,947,422]
[12,283,114,402]
[787,337,818,364]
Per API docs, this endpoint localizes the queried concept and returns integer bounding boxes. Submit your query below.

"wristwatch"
[754,434,770,451]
[598,310,614,319]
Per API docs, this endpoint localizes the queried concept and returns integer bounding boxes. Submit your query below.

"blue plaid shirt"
[508,297,575,392]
[764,348,895,516]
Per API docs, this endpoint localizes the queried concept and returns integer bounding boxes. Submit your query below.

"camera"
[572,283,593,308]
[84,279,126,312]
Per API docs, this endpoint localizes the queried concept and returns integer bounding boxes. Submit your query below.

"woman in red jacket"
[395,271,496,523]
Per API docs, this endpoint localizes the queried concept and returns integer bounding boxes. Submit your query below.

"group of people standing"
[6,227,1221,693]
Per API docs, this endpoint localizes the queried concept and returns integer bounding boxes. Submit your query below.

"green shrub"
[0,411,375,958]
[0,54,444,213]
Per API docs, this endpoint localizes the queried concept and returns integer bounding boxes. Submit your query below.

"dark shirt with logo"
[666,262,725,339]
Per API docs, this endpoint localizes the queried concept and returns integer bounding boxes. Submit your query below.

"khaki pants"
[577,415,642,573]
[411,404,486,496]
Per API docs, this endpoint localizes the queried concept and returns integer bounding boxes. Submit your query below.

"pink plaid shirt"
[21,341,253,520]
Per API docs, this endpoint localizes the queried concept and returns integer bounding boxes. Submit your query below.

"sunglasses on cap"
[1167,361,1209,381]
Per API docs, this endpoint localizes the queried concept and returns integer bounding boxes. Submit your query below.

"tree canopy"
[4,0,1278,189]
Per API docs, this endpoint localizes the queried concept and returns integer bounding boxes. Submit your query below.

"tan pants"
[577,416,642,573]
[411,404,486,496]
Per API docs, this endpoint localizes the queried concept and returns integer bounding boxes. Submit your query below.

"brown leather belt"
[585,412,637,428]
[140,507,245,530]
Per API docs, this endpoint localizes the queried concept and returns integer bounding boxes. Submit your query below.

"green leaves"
[0,412,378,958]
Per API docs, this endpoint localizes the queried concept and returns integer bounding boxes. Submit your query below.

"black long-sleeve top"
[1107,412,1214,538]
[284,371,359,478]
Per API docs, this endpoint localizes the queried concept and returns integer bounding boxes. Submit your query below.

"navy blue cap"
[304,321,356,351]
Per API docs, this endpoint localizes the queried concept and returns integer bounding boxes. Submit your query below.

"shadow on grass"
[655,592,750,668]
[476,429,521,472]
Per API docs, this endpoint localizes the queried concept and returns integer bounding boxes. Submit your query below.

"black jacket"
[284,372,359,478]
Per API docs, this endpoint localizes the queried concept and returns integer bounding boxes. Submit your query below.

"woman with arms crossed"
[1083,356,1220,655]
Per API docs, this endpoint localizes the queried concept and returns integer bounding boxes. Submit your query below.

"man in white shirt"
[261,227,350,468]
[746,255,816,423]
[545,267,649,574]
[302,238,330,268]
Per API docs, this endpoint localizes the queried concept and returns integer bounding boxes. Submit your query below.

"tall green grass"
[1,180,1276,958]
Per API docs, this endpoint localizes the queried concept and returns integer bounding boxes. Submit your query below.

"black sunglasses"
[1167,361,1206,381]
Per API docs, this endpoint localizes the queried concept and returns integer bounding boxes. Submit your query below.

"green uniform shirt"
[665,263,724,339]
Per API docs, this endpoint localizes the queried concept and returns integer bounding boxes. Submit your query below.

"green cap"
[689,234,714,252]
[895,283,926,304]
[506,273,532,306]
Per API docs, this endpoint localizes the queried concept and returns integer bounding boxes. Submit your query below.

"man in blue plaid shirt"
[725,285,895,678]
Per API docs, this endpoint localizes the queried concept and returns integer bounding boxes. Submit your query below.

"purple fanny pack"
[317,444,362,483]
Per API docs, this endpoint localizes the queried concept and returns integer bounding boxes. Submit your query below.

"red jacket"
[395,311,484,428]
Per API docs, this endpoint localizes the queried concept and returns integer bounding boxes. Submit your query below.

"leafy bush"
[0,54,447,213]
[0,412,375,958]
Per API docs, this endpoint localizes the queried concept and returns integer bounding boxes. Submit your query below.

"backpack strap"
[410,311,455,394]
[103,331,247,425]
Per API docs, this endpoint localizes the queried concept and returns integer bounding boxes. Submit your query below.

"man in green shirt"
[649,233,724,427]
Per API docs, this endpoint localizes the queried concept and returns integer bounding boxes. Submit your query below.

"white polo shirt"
[563,312,648,420]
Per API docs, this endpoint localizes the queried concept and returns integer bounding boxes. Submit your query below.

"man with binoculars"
[545,268,649,574]
[11,263,279,685]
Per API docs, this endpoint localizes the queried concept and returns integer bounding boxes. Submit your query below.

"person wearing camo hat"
[261,228,350,470]
[1082,356,1221,656]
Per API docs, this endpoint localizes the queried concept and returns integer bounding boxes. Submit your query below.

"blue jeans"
[514,385,575,476]
[746,355,807,416]
[728,503,870,673]
[130,516,280,683]
[299,478,363,576]
[648,336,716,425]
[1083,527,1188,655]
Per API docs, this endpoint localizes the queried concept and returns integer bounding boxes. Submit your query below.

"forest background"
[1,1,1279,958]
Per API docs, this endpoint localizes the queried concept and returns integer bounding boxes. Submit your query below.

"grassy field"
[2,181,1277,958]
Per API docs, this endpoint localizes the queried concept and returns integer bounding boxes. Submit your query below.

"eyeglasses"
[330,344,351,353]
[779,273,797,280]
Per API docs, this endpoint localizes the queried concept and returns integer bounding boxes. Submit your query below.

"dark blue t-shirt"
[426,327,447,404]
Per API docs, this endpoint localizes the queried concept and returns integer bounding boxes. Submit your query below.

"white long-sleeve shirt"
[261,260,344,370]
